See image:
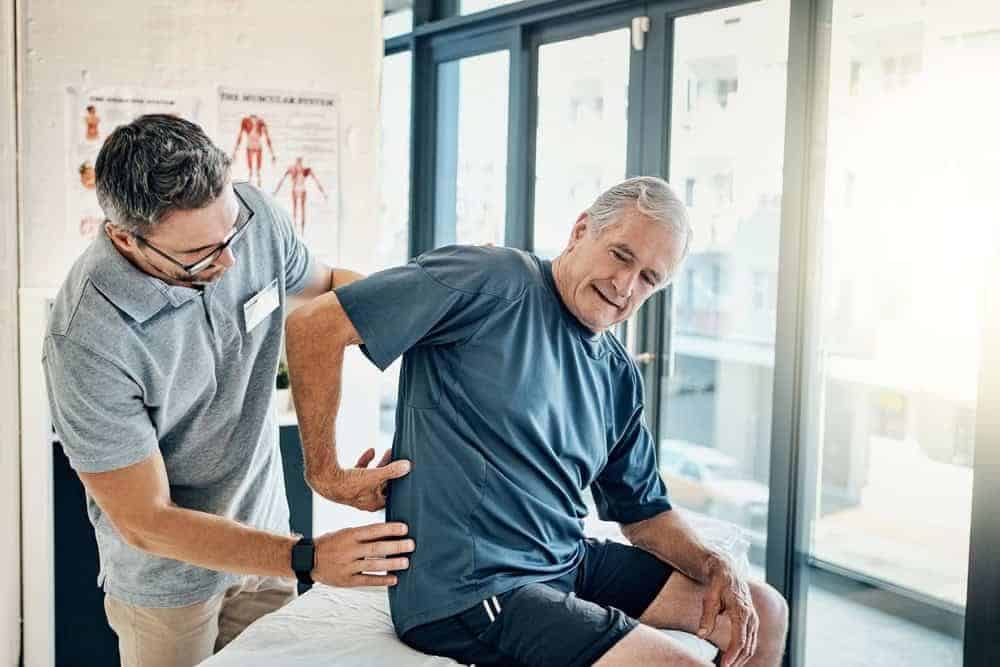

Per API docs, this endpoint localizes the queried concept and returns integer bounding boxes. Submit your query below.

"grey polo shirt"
[42,182,315,608]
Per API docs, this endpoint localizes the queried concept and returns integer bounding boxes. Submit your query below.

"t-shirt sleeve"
[334,248,503,371]
[591,375,673,525]
[42,335,158,474]
[267,191,315,296]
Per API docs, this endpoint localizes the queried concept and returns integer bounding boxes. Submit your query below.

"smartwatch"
[291,536,315,586]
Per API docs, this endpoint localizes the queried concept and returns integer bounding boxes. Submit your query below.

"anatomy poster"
[218,87,340,255]
[66,86,202,239]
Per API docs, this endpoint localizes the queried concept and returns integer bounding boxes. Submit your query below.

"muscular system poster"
[65,86,202,239]
[218,87,341,257]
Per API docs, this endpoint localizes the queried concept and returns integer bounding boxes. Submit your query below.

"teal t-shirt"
[335,245,672,635]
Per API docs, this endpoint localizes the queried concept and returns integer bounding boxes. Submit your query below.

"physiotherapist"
[42,114,413,667]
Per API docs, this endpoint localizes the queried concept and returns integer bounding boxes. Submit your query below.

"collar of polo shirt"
[90,232,205,323]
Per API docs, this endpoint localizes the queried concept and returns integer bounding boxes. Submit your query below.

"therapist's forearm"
[284,293,359,487]
[622,509,724,584]
[124,504,296,578]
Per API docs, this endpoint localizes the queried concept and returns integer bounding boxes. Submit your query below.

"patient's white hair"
[585,176,692,259]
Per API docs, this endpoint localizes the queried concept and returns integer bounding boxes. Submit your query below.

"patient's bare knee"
[750,581,788,649]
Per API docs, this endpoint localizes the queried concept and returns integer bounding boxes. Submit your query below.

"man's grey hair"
[585,176,693,258]
[95,114,231,234]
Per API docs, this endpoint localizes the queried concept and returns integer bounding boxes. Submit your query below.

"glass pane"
[532,29,630,259]
[662,0,789,557]
[377,51,412,451]
[383,4,413,40]
[435,51,510,247]
[801,1,1000,663]
[378,51,412,270]
[460,0,522,16]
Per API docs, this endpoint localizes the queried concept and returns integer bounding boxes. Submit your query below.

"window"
[849,60,862,96]
[460,0,522,15]
[382,1,1000,663]
[376,50,412,451]
[377,52,412,269]
[682,55,739,114]
[435,51,511,247]
[752,271,768,311]
[881,51,922,92]
[532,29,631,258]
[660,0,788,557]
[685,178,696,207]
[797,1,1000,663]
[382,0,413,39]
[683,268,696,311]
[713,171,734,205]
[716,77,739,108]
[844,170,856,208]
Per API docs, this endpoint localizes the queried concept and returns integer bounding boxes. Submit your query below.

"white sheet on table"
[200,585,719,666]
[200,585,455,666]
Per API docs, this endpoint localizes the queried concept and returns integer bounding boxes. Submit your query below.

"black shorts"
[400,538,674,667]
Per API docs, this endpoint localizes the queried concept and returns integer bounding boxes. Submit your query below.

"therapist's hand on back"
[311,447,411,512]
[312,521,415,587]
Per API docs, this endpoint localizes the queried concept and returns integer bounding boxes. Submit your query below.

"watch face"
[292,541,315,572]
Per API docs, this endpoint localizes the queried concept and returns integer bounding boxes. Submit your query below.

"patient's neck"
[551,256,603,335]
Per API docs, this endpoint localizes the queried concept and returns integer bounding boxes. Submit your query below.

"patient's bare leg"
[599,570,788,666]
[594,623,714,667]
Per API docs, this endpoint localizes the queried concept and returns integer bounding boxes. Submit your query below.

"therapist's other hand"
[311,448,411,511]
[313,522,414,587]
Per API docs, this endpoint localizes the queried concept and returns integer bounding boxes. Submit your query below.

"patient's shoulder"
[414,244,541,302]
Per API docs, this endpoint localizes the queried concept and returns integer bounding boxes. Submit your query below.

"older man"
[42,115,413,667]
[286,177,788,667]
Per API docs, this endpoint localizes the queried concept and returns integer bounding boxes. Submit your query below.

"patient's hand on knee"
[638,573,787,667]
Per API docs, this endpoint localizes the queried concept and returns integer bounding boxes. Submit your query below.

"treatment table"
[202,513,746,666]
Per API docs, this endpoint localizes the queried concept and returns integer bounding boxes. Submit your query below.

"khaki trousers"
[104,575,297,667]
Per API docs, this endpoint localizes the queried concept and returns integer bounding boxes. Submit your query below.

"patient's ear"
[564,213,589,254]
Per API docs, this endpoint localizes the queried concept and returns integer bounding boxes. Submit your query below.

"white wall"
[20,0,385,287]
[17,1,385,664]
[1,2,21,664]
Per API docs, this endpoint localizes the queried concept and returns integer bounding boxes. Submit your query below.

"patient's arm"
[285,291,410,511]
[622,510,718,584]
[287,263,364,312]
[623,510,756,654]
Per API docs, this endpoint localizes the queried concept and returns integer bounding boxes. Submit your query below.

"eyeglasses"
[132,186,256,279]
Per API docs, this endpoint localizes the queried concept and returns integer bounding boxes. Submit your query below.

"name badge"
[243,279,280,333]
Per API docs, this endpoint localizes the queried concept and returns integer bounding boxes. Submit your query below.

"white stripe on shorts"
[483,599,496,623]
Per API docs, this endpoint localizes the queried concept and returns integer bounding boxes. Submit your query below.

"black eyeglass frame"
[130,185,256,278]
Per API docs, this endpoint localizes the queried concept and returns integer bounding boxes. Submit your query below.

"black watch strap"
[291,536,315,586]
